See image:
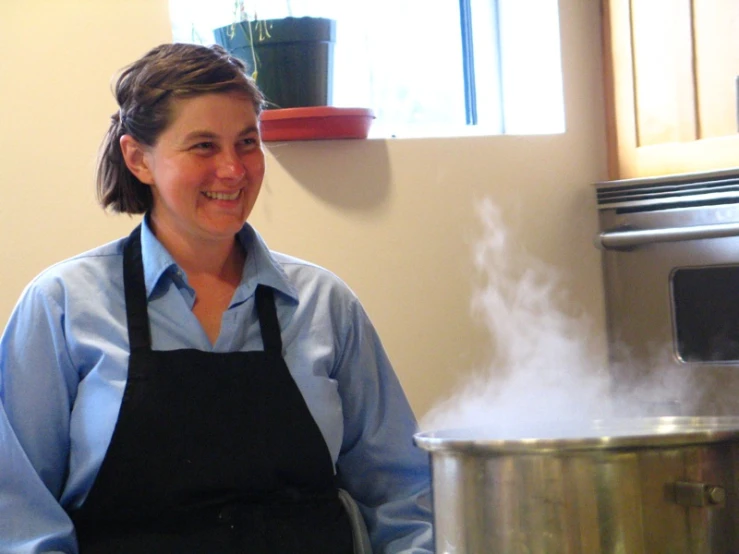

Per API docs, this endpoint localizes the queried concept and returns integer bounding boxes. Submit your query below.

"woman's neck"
[148,218,245,285]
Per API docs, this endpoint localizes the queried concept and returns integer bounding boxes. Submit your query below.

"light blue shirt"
[0,219,433,553]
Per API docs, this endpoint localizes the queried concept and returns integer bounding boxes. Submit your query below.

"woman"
[0,43,432,553]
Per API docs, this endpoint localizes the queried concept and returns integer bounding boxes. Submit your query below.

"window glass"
[168,0,564,137]
[498,0,565,134]
[673,266,739,362]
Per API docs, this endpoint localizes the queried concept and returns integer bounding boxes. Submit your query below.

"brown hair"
[97,43,265,214]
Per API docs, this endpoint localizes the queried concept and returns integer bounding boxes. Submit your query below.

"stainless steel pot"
[414,417,739,554]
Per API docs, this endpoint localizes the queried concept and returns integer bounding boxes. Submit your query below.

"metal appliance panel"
[596,169,739,416]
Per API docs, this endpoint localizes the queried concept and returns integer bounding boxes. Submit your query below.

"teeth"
[204,190,241,201]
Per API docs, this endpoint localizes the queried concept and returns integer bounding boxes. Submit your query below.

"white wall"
[0,0,608,419]
[0,0,172,314]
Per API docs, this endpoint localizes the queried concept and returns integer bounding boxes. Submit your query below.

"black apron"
[70,225,354,553]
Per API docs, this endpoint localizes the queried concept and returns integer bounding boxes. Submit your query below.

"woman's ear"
[120,135,154,185]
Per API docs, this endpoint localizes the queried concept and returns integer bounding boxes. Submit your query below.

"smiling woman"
[0,42,433,554]
[119,93,265,256]
[119,91,266,342]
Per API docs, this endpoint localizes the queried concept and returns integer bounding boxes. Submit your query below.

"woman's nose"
[216,150,246,180]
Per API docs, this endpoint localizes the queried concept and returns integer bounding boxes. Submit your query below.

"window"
[168,0,565,137]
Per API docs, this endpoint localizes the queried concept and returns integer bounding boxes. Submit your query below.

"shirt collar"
[236,224,298,302]
[139,217,178,299]
[139,216,298,302]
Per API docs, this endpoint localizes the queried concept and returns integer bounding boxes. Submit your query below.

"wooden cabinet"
[602,0,739,179]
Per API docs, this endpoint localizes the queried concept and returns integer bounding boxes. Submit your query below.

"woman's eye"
[193,142,215,151]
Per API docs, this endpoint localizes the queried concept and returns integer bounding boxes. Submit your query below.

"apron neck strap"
[123,225,284,355]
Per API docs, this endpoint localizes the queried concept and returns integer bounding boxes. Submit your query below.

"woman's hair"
[97,43,265,214]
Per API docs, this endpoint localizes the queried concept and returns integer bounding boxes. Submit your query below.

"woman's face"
[128,91,265,246]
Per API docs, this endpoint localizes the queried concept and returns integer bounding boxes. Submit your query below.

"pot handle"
[673,481,726,507]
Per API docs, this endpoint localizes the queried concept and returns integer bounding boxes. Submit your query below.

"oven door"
[599,203,739,416]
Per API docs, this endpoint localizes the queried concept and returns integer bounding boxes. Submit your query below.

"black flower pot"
[214,17,336,110]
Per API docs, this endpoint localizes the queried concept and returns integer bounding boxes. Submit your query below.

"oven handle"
[597,222,739,250]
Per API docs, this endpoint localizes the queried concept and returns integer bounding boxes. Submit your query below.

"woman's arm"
[0,403,76,553]
[0,279,79,553]
[333,297,434,553]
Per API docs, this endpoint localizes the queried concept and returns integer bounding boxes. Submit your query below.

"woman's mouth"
[202,189,242,201]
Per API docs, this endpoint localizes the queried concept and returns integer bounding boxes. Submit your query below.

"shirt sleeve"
[333,297,434,554]
[0,280,79,553]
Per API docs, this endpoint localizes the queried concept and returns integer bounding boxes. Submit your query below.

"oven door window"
[673,265,739,362]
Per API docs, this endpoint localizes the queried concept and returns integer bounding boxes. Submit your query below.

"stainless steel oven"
[595,168,739,416]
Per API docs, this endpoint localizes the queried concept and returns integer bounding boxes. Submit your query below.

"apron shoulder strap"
[255,285,283,354]
[123,225,152,351]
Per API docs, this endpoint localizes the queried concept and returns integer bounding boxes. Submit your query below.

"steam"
[420,198,693,435]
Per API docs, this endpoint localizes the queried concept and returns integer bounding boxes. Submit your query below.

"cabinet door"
[603,0,739,179]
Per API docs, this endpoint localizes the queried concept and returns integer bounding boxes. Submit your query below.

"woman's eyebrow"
[239,124,259,135]
[181,126,259,142]
[181,130,218,142]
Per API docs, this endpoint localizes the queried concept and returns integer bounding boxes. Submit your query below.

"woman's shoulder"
[271,250,337,277]
[269,251,361,306]
[241,225,361,310]
[23,237,127,298]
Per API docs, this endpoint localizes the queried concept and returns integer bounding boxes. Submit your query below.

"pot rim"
[414,416,739,454]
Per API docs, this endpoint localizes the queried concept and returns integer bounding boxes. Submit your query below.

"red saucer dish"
[259,107,375,142]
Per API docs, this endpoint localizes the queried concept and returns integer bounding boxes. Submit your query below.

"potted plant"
[213,2,336,110]
[213,1,374,141]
